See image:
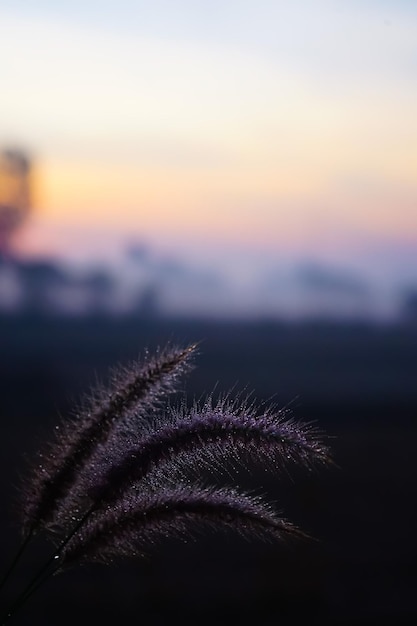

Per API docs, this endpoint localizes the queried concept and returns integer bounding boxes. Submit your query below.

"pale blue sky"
[2,0,416,74]
[1,0,416,283]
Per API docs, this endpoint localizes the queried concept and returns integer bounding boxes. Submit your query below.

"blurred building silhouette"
[0,148,32,257]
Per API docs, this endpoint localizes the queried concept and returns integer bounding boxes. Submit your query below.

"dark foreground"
[0,314,416,625]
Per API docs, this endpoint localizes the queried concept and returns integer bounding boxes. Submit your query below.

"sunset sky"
[1,0,416,284]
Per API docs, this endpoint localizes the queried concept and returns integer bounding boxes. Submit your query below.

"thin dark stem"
[1,562,58,626]
[1,507,94,625]
[0,530,33,596]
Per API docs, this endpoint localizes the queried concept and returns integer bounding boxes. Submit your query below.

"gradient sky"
[1,0,416,277]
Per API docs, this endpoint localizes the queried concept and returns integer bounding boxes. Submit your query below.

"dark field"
[0,314,416,625]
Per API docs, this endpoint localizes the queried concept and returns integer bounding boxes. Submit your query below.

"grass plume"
[21,343,196,536]
[61,484,306,565]
[1,342,331,624]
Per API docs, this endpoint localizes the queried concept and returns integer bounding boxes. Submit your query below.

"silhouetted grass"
[0,343,331,624]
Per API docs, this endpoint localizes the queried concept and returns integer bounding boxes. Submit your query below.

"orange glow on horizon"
[33,153,417,252]
[3,4,416,261]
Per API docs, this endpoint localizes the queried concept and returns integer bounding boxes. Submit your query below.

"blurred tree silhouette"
[0,148,32,257]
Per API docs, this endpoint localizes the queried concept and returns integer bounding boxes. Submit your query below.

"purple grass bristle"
[86,396,330,507]
[19,342,331,582]
[21,343,197,535]
[61,485,306,565]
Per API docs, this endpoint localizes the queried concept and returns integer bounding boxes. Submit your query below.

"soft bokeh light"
[1,0,416,317]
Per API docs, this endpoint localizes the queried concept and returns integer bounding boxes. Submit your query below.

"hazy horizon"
[1,0,416,318]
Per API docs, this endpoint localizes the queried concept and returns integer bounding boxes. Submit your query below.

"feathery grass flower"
[0,342,331,624]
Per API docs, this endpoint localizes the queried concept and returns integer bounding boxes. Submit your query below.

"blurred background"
[0,1,416,624]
